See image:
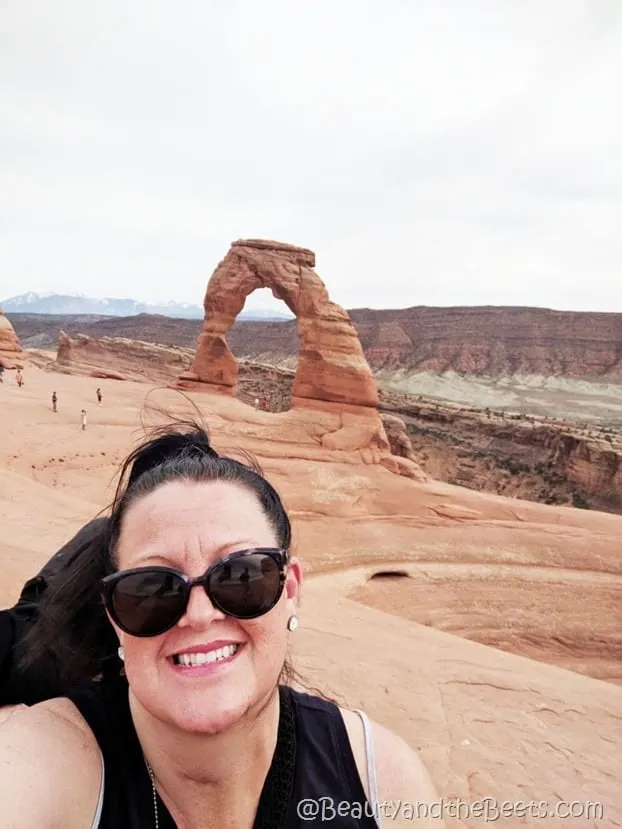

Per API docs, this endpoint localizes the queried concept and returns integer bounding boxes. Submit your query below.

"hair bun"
[128,430,219,486]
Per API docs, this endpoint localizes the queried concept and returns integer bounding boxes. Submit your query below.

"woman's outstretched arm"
[0,698,102,828]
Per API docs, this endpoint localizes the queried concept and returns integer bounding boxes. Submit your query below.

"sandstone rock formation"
[54,331,194,383]
[176,240,425,480]
[380,413,420,464]
[178,239,378,409]
[380,388,622,515]
[352,305,622,378]
[0,309,25,369]
[10,304,622,380]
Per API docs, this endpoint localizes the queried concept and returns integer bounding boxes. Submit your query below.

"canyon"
[37,331,622,516]
[9,303,622,380]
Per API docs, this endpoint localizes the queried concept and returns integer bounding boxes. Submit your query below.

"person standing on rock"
[16,371,23,387]
[80,409,87,431]
[52,392,57,413]
[96,388,102,405]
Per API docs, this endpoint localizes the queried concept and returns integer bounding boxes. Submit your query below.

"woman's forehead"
[126,479,264,523]
[116,480,275,565]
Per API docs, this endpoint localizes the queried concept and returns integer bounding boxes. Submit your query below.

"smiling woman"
[0,420,444,829]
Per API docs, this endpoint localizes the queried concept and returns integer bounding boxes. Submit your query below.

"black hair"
[19,419,294,688]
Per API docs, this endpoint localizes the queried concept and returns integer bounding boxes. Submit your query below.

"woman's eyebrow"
[126,541,263,568]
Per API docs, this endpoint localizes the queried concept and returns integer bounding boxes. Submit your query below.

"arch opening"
[227,287,299,412]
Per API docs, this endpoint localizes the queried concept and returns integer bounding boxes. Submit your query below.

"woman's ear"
[285,556,302,603]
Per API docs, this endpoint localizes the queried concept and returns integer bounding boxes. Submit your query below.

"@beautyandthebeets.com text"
[296,796,605,822]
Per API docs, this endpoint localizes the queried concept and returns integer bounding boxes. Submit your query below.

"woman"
[0,423,443,828]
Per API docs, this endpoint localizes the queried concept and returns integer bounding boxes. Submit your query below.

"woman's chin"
[168,691,256,735]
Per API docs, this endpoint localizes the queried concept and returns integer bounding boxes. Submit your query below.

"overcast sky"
[1,1,621,313]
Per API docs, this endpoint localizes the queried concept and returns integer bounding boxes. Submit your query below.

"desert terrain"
[2,240,622,827]
[10,305,622,517]
[1,366,621,827]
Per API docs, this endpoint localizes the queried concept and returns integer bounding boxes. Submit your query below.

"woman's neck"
[129,685,281,828]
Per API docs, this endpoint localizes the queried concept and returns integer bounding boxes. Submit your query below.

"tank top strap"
[352,708,381,826]
[90,749,105,829]
[286,688,380,827]
[67,676,157,829]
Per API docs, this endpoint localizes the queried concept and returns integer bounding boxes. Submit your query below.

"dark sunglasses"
[101,547,288,637]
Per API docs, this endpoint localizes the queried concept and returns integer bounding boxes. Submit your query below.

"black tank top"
[68,676,380,828]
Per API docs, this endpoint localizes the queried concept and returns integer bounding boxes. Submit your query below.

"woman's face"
[110,478,302,735]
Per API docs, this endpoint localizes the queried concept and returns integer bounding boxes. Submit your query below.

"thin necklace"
[143,687,296,829]
[146,762,160,829]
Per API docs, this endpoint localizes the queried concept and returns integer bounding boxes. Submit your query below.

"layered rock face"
[176,240,426,480]
[351,306,622,377]
[11,305,622,380]
[55,331,194,383]
[178,239,378,408]
[0,309,25,368]
[380,389,622,514]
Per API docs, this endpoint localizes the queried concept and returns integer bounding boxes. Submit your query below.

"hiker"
[52,392,57,413]
[0,421,442,827]
[15,371,23,387]
[80,409,87,430]
[96,388,102,405]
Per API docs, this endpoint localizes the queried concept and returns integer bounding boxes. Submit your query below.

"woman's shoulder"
[0,694,97,746]
[286,687,444,827]
[339,706,446,829]
[0,697,102,828]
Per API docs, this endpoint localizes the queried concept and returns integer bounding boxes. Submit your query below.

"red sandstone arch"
[178,239,378,409]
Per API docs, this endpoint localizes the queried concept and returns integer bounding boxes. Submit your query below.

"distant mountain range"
[0,292,293,321]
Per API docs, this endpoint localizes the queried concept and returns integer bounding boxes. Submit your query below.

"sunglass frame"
[100,547,289,636]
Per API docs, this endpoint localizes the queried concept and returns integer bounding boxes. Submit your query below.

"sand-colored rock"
[54,330,195,383]
[1,369,621,827]
[178,239,379,409]
[0,310,25,369]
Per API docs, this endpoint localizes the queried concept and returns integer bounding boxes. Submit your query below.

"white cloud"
[0,0,621,312]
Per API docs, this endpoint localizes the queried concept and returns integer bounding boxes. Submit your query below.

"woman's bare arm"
[343,709,446,829]
[0,699,102,828]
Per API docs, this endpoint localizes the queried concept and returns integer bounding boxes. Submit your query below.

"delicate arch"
[177,239,378,409]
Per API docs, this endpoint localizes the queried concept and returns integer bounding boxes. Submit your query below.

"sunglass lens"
[111,571,186,636]
[209,553,282,618]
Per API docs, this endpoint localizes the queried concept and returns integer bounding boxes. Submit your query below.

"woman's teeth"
[174,644,239,667]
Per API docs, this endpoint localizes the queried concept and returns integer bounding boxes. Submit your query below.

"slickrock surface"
[1,370,621,826]
[0,309,25,369]
[55,330,194,383]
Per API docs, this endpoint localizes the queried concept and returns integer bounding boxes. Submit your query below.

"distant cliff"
[9,306,622,378]
[347,306,622,378]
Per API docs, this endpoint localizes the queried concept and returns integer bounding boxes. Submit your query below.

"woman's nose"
[177,583,226,627]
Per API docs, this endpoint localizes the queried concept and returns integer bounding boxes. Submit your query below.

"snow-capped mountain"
[0,293,293,321]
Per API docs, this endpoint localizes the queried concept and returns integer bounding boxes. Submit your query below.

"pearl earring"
[287,615,298,632]
[118,646,124,661]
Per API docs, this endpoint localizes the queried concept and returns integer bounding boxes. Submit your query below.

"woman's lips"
[169,642,243,674]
